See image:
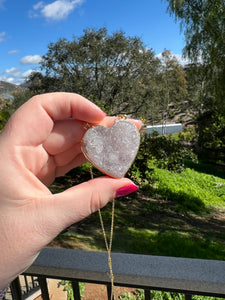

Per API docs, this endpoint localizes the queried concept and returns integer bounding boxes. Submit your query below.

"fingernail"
[116,184,138,198]
[133,118,144,126]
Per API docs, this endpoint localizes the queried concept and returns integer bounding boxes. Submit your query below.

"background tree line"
[9,0,225,161]
[166,0,225,159]
[16,27,188,123]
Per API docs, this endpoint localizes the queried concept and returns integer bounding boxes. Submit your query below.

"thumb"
[47,177,138,235]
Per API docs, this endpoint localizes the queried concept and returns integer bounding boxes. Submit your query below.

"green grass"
[144,167,225,212]
[50,161,225,260]
[52,194,225,260]
[112,227,225,259]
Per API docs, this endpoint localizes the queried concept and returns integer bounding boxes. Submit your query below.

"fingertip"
[116,183,138,198]
[130,119,143,130]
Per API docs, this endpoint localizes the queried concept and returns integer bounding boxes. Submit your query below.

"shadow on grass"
[185,159,225,180]
[49,165,225,261]
[50,194,225,261]
[143,182,206,214]
[112,228,225,260]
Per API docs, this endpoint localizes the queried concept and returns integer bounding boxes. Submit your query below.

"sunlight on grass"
[112,227,225,260]
[49,160,225,261]
[146,167,225,212]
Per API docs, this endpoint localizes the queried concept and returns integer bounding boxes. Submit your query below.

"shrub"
[197,112,225,162]
[128,133,197,183]
[178,126,196,143]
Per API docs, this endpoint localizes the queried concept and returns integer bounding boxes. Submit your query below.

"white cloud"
[0,74,6,82]
[30,0,84,21]
[0,67,41,85]
[22,69,39,78]
[5,77,15,84]
[33,1,45,10]
[0,31,6,43]
[0,63,42,85]
[20,55,42,65]
[5,67,21,77]
[173,54,190,66]
[0,67,23,85]
[8,49,20,54]
[156,52,190,67]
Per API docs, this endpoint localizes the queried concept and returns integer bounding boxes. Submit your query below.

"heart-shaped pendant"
[81,120,140,178]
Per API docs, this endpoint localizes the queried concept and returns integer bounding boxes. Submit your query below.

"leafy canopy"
[166,0,225,157]
[166,0,225,110]
[36,27,160,117]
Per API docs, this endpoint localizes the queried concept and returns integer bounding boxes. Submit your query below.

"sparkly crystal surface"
[81,120,140,178]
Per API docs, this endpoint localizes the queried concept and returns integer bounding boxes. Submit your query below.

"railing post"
[24,248,225,298]
[107,284,114,300]
[71,281,81,300]
[144,288,151,300]
[24,276,29,294]
[10,277,23,300]
[185,293,192,300]
[38,277,50,300]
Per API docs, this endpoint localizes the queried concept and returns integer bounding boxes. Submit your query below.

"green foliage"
[114,227,225,259]
[59,280,85,299]
[129,133,197,183]
[166,0,225,160]
[156,49,188,125]
[119,289,144,300]
[178,126,196,143]
[33,27,160,118]
[147,167,225,212]
[23,28,189,123]
[0,98,13,130]
[197,112,225,161]
[0,109,10,130]
[166,0,225,107]
[119,289,224,300]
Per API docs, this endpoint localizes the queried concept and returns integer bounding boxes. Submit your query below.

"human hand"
[0,92,142,289]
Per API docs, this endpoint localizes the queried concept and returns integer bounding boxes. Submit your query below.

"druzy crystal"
[81,120,140,178]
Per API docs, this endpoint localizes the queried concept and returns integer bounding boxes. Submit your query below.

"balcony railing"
[8,247,225,299]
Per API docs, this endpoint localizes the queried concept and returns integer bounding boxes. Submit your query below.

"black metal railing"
[7,276,39,300]
[8,247,225,299]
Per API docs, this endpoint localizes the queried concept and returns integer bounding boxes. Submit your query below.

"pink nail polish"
[116,184,138,198]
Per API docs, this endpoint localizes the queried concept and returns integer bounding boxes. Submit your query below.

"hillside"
[0,80,24,92]
[0,80,26,101]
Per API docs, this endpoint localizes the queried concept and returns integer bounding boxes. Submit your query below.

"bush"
[197,111,225,162]
[178,126,196,143]
[0,110,10,130]
[128,133,197,183]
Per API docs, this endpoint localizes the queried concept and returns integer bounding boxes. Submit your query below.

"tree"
[166,0,225,156]
[0,98,12,130]
[31,27,160,117]
[155,49,188,133]
[166,0,225,111]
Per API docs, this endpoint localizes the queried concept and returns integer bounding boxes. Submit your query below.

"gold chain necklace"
[89,163,115,300]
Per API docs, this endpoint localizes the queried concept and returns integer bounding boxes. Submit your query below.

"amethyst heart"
[81,120,140,178]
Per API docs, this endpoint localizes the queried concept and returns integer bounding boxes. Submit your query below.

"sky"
[0,0,187,85]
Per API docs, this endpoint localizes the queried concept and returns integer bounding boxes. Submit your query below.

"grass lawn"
[49,162,225,261]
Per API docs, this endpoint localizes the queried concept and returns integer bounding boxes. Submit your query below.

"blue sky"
[0,0,186,85]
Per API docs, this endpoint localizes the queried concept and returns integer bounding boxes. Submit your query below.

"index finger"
[40,92,106,122]
[3,93,106,146]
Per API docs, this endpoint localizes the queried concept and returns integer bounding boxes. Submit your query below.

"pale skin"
[0,92,142,290]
